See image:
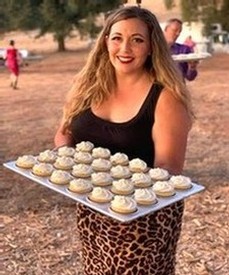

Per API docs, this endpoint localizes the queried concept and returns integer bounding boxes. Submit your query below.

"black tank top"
[70,83,163,167]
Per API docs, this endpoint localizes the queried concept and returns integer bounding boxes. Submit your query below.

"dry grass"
[0,33,229,274]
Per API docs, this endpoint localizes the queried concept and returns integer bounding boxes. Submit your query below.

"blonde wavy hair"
[62,6,193,133]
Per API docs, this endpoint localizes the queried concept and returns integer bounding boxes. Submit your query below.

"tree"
[220,0,229,31]
[1,0,121,51]
[38,0,121,51]
[164,0,175,10]
[163,0,229,35]
[0,0,10,33]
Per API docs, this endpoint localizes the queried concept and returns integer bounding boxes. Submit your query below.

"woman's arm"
[54,118,74,147]
[152,89,191,175]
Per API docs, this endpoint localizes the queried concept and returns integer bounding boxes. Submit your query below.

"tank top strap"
[141,82,164,123]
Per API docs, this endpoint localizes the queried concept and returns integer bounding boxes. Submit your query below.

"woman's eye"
[111,36,121,41]
[133,37,144,43]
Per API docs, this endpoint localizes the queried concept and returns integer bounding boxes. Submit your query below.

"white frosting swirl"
[91,172,112,185]
[76,141,94,152]
[131,173,151,185]
[152,181,174,194]
[92,147,111,159]
[38,150,57,163]
[54,156,75,169]
[74,152,93,164]
[110,153,129,165]
[91,158,112,171]
[72,164,92,177]
[58,146,75,157]
[149,168,169,180]
[16,155,37,168]
[50,170,72,184]
[112,179,133,192]
[90,187,113,200]
[111,196,137,211]
[32,163,54,175]
[129,158,147,172]
[110,165,131,178]
[134,188,157,202]
[69,179,92,192]
[169,175,192,189]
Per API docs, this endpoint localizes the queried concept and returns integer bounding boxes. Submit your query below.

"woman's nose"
[120,39,132,52]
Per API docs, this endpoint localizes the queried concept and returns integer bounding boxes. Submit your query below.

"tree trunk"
[57,36,66,52]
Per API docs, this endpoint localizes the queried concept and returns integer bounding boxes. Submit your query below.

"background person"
[184,35,196,52]
[163,18,198,81]
[55,6,193,275]
[4,40,22,89]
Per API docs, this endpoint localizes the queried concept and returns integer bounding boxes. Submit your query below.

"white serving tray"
[4,161,205,223]
[172,52,211,62]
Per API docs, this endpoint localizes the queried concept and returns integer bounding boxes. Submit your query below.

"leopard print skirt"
[76,201,184,275]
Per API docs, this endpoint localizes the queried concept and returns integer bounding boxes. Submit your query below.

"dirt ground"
[0,37,229,274]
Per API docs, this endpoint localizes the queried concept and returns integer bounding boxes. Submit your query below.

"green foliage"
[201,5,219,36]
[180,0,199,22]
[1,0,121,51]
[220,0,229,31]
[0,0,10,32]
[164,0,174,10]
[175,0,229,37]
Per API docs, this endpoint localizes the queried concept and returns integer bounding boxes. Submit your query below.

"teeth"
[118,56,133,62]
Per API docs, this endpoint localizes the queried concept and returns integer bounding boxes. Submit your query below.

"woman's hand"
[54,119,74,147]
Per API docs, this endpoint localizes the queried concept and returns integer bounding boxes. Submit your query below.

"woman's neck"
[115,71,152,92]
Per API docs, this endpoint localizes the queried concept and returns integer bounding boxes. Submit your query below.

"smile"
[117,56,134,63]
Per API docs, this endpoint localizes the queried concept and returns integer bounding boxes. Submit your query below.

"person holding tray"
[163,18,198,81]
[55,6,192,275]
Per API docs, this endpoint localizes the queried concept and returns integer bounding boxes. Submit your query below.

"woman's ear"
[105,35,109,48]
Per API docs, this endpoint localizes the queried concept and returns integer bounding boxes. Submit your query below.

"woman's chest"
[92,91,150,123]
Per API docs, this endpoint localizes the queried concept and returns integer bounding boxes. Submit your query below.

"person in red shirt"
[5,40,22,89]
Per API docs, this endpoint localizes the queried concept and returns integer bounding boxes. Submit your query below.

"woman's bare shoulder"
[155,88,191,126]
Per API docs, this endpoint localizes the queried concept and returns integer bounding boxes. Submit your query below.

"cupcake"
[50,170,72,185]
[32,163,54,177]
[134,188,157,205]
[91,158,112,172]
[68,178,93,194]
[131,172,152,188]
[53,156,75,170]
[169,175,192,190]
[91,172,113,186]
[129,158,148,173]
[110,152,129,166]
[148,168,170,181]
[76,141,94,152]
[37,149,57,163]
[72,164,92,178]
[57,146,75,157]
[73,151,93,164]
[88,187,113,203]
[152,181,175,197]
[92,147,111,159]
[110,165,131,179]
[16,155,37,169]
[111,179,134,195]
[110,195,137,214]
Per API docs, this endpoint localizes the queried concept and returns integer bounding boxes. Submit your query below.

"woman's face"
[106,18,151,76]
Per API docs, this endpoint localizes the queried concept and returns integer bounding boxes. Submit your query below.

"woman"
[5,40,22,89]
[55,6,192,275]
